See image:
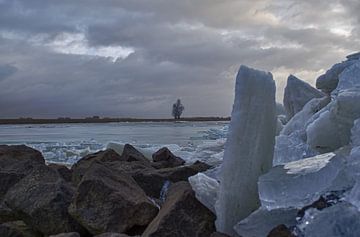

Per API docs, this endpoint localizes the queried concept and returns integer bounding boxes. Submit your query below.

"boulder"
[4,165,87,236]
[71,149,123,184]
[48,163,72,182]
[142,182,216,237]
[283,75,325,119]
[151,147,185,168]
[49,232,80,237]
[121,144,151,163]
[94,233,132,237]
[0,145,45,199]
[267,225,294,237]
[0,221,42,237]
[0,202,17,223]
[132,161,211,198]
[69,163,158,235]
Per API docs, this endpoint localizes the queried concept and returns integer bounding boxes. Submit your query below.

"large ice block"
[215,65,277,236]
[234,207,297,237]
[303,203,360,237]
[283,75,324,119]
[259,153,342,209]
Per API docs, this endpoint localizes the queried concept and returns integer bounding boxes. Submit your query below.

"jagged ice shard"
[215,65,276,236]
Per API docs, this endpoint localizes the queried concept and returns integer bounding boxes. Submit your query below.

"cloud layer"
[0,0,358,118]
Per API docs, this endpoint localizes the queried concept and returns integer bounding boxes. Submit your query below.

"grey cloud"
[0,64,17,81]
[0,0,359,118]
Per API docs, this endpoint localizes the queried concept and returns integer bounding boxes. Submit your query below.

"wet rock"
[267,225,294,237]
[0,145,45,199]
[94,233,132,237]
[121,144,151,163]
[132,161,211,198]
[4,165,87,236]
[71,149,123,184]
[152,147,185,168]
[0,202,18,224]
[0,221,42,237]
[142,182,216,237]
[69,163,158,235]
[49,232,80,237]
[48,163,72,182]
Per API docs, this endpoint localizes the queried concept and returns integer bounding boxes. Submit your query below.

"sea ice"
[283,75,324,119]
[259,153,342,209]
[303,203,360,237]
[334,61,360,94]
[215,65,277,236]
[188,173,219,213]
[273,132,318,166]
[351,118,360,147]
[306,89,360,153]
[316,60,356,94]
[234,207,297,237]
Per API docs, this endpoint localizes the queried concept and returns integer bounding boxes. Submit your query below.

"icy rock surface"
[316,60,356,94]
[283,75,325,119]
[303,203,360,237]
[188,173,219,213]
[259,153,342,209]
[306,89,360,153]
[234,207,297,237]
[215,65,277,236]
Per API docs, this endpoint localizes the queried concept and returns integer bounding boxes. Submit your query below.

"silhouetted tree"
[172,99,184,119]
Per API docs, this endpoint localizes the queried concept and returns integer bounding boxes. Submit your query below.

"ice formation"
[259,153,342,209]
[188,173,219,213]
[283,75,324,119]
[303,203,360,237]
[316,60,356,94]
[215,65,277,236]
[234,207,297,237]
[306,89,360,153]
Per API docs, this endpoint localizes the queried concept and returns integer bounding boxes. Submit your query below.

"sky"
[0,0,359,118]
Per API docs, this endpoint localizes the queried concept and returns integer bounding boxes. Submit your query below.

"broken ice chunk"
[259,153,342,209]
[234,207,298,237]
[188,173,219,213]
[303,203,360,237]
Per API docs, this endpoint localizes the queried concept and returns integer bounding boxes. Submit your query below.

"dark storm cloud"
[0,0,359,118]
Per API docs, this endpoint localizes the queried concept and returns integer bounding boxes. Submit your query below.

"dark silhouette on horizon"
[172,99,185,120]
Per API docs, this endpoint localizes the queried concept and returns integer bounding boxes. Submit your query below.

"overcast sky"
[0,0,359,118]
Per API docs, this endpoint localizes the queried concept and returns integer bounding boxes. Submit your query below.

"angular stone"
[267,225,294,237]
[0,221,42,237]
[71,149,123,184]
[48,163,72,182]
[49,232,80,237]
[94,233,131,237]
[120,144,151,163]
[216,65,277,235]
[69,163,158,235]
[0,145,45,199]
[4,165,86,236]
[132,161,211,198]
[283,75,324,119]
[142,182,216,237]
[152,147,185,169]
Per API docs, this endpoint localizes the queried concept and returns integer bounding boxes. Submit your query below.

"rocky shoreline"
[0,144,232,237]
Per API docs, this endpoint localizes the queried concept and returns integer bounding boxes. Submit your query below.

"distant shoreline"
[0,117,230,125]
